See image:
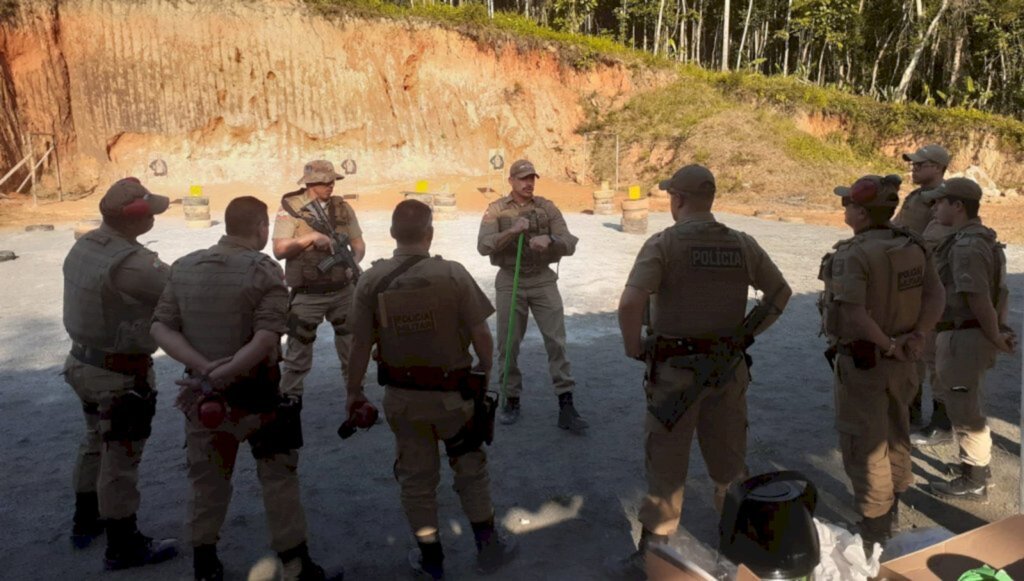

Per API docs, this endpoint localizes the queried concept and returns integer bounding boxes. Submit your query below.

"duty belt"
[292,281,350,295]
[650,336,729,362]
[935,319,981,333]
[380,365,470,392]
[70,343,152,375]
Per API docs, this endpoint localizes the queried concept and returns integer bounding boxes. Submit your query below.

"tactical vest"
[491,200,557,271]
[280,190,354,289]
[651,221,752,338]
[936,225,1007,323]
[170,248,261,361]
[63,229,158,354]
[375,259,470,371]
[819,227,926,340]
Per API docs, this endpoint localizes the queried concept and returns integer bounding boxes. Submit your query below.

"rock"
[753,210,777,219]
[1004,188,1019,198]
[0,250,17,262]
[963,165,999,191]
[25,224,55,232]
[779,216,805,224]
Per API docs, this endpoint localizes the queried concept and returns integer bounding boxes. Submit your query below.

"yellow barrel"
[621,198,649,234]
[183,196,212,229]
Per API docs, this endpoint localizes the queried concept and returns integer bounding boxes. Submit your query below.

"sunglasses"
[910,161,935,169]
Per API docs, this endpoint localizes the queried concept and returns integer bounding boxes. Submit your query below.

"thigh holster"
[250,397,303,459]
[102,389,156,442]
[286,314,318,345]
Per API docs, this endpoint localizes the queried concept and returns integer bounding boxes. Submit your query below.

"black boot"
[858,512,892,555]
[931,399,951,430]
[471,518,518,574]
[103,515,178,571]
[279,542,341,581]
[606,529,669,579]
[498,397,520,425]
[557,393,588,434]
[408,540,444,580]
[193,544,223,581]
[931,463,989,502]
[71,492,104,549]
[909,386,923,427]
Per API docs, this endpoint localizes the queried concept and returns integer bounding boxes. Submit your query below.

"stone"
[0,250,17,262]
[25,224,55,232]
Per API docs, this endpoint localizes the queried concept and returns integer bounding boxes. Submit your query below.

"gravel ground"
[0,209,1020,580]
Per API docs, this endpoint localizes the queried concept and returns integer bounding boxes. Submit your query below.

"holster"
[103,388,157,442]
[444,372,495,457]
[824,345,838,371]
[250,396,302,459]
[839,340,877,370]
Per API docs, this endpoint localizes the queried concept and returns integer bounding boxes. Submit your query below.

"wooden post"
[26,133,36,207]
[53,137,63,201]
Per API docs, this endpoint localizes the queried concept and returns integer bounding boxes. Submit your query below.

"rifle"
[303,200,361,282]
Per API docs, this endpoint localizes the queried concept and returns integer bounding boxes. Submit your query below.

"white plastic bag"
[812,518,882,580]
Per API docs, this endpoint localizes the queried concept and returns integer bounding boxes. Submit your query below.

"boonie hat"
[509,159,539,179]
[921,177,983,202]
[297,160,344,185]
[659,164,716,196]
[902,144,951,167]
[834,175,901,208]
[99,178,170,218]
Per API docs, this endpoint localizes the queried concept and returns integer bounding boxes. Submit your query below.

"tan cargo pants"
[383,387,493,540]
[495,275,574,397]
[64,355,154,520]
[280,286,354,397]
[934,329,997,467]
[833,354,917,518]
[638,361,750,536]
[186,412,308,552]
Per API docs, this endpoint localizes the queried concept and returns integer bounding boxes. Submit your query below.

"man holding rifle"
[273,160,366,399]
[615,165,791,574]
[346,200,517,580]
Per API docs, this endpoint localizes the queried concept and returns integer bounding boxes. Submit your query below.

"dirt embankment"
[0,0,665,201]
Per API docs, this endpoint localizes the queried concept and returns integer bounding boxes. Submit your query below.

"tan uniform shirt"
[478,195,578,288]
[272,194,363,241]
[893,186,954,250]
[272,192,363,289]
[350,249,495,371]
[626,212,789,337]
[937,219,1004,324]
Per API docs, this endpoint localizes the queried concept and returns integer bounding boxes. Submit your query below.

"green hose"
[500,233,525,403]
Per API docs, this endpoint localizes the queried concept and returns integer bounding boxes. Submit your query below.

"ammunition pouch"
[223,363,282,414]
[103,388,156,442]
[250,396,302,459]
[837,340,877,370]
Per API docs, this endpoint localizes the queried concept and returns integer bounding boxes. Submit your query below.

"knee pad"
[250,397,303,459]
[102,390,156,442]
[287,315,318,345]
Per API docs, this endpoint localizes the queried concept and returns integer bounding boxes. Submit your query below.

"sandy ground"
[0,204,1021,580]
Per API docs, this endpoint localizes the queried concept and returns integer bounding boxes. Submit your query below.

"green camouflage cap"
[921,177,983,202]
[297,160,344,185]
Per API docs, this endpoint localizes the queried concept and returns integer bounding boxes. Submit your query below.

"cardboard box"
[877,514,1024,580]
[647,544,720,581]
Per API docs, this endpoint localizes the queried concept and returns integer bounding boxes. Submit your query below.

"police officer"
[615,165,791,572]
[62,178,178,568]
[922,178,1014,501]
[151,197,335,581]
[273,160,366,398]
[347,200,517,580]
[819,175,943,549]
[477,159,587,433]
[893,144,954,437]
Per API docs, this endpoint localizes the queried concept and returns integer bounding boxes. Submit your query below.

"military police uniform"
[626,211,789,536]
[349,246,515,578]
[154,234,327,580]
[477,162,584,429]
[62,179,177,568]
[273,175,363,397]
[819,176,938,544]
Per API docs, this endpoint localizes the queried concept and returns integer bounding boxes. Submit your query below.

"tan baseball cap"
[834,175,902,208]
[297,160,344,185]
[99,178,169,218]
[902,144,951,167]
[659,164,716,196]
[509,159,539,179]
[921,177,983,202]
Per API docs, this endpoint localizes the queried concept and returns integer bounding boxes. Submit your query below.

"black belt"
[381,365,470,392]
[70,343,152,375]
[292,281,350,295]
[651,336,731,361]
[935,319,981,333]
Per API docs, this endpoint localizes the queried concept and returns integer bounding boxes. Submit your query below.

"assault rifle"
[303,200,361,282]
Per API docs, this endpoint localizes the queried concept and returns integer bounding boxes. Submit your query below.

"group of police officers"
[60,146,1012,580]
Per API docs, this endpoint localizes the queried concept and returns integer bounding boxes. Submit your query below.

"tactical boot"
[407,540,444,580]
[471,518,518,574]
[103,515,179,571]
[931,463,989,502]
[498,397,520,426]
[193,544,224,581]
[606,529,669,580]
[557,393,589,434]
[858,512,892,555]
[909,387,924,427]
[71,492,104,549]
[910,424,953,447]
[279,542,342,581]
[931,399,952,430]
